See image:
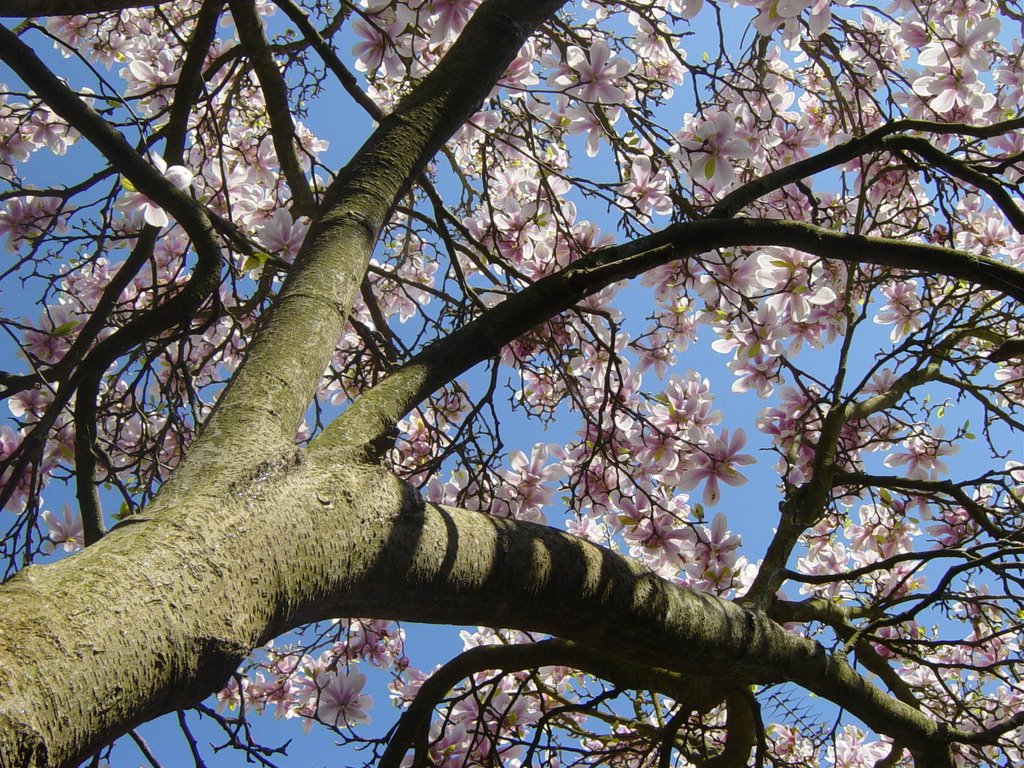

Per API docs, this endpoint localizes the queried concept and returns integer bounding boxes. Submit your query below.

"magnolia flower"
[618,156,673,217]
[679,428,756,505]
[316,669,373,727]
[667,0,703,20]
[918,15,1000,73]
[41,505,83,553]
[554,40,632,104]
[883,426,959,480]
[257,208,309,261]
[677,110,753,189]
[115,154,194,229]
[912,65,995,115]
[874,279,922,342]
[352,14,405,77]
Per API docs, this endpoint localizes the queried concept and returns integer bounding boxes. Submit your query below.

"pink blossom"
[9,388,49,421]
[676,111,754,189]
[667,0,703,20]
[352,14,406,77]
[425,0,480,44]
[41,505,83,553]
[618,156,672,218]
[115,155,194,229]
[678,428,755,505]
[883,426,959,480]
[23,108,75,155]
[917,15,1000,73]
[554,40,632,105]
[686,512,742,590]
[926,506,977,548]
[565,102,617,158]
[497,443,564,509]
[0,196,66,252]
[912,65,995,116]
[316,669,373,727]
[873,279,922,342]
[257,209,309,261]
[828,725,889,768]
[124,48,180,92]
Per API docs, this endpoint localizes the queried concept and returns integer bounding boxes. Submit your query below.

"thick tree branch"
[317,217,1024,457]
[710,117,1024,218]
[379,639,715,768]
[0,0,165,15]
[188,0,567,473]
[0,455,959,767]
[770,600,923,711]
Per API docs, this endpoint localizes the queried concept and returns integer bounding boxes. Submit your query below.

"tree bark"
[0,0,170,16]
[0,450,953,767]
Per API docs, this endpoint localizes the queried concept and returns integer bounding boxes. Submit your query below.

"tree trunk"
[0,447,950,767]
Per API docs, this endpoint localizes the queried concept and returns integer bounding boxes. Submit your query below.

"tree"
[0,0,1022,765]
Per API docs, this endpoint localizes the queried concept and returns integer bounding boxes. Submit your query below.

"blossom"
[0,195,66,252]
[676,110,753,189]
[685,512,743,590]
[918,15,1000,73]
[736,0,834,47]
[913,65,996,116]
[554,40,632,104]
[667,0,703,20]
[316,669,373,727]
[679,428,756,505]
[883,426,959,480]
[352,14,406,77]
[497,443,564,509]
[22,108,75,155]
[9,387,49,420]
[873,279,921,342]
[115,155,194,229]
[41,505,84,553]
[828,725,890,768]
[124,48,180,93]
[257,208,309,261]
[426,0,481,44]
[617,156,673,217]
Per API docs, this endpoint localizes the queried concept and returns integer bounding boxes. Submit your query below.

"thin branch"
[229,0,317,216]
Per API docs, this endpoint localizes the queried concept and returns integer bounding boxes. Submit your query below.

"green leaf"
[704,157,716,180]
[51,321,77,336]
[120,177,136,193]
[241,251,270,273]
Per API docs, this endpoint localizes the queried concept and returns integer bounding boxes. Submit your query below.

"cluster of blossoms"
[217,619,402,729]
